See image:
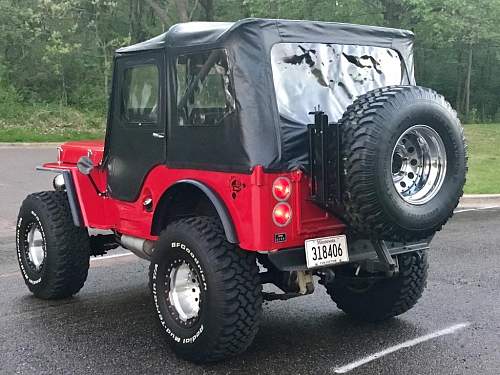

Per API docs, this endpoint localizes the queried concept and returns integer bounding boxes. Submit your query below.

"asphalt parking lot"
[0,146,499,374]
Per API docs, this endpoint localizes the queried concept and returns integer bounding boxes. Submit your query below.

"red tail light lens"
[272,177,292,201]
[273,202,292,227]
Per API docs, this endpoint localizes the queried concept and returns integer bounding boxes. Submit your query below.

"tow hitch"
[260,270,315,301]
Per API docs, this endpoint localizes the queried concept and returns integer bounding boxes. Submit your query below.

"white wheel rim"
[27,225,45,271]
[168,262,201,322]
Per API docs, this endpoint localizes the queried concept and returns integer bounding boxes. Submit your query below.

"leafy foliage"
[1,0,500,123]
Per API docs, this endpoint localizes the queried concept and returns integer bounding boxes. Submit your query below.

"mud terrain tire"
[339,85,467,241]
[326,251,428,322]
[16,191,90,299]
[149,216,262,363]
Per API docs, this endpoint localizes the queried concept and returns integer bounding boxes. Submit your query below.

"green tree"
[1,0,500,123]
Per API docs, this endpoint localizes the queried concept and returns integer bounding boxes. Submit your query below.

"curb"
[0,142,60,148]
[459,194,500,208]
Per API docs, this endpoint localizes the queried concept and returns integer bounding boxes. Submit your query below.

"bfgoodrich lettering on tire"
[16,191,91,299]
[339,85,467,241]
[149,216,262,363]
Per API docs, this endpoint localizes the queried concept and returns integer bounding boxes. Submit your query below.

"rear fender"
[151,180,238,243]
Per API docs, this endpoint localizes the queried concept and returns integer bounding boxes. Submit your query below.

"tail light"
[273,202,292,227]
[272,177,292,201]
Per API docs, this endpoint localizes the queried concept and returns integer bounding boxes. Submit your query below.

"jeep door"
[105,51,167,201]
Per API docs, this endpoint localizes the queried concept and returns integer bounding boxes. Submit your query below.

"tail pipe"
[119,235,156,260]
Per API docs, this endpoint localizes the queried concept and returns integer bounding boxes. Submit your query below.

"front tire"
[325,251,428,322]
[16,191,90,299]
[149,216,262,363]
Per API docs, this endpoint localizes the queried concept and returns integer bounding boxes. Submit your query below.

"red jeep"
[16,19,466,362]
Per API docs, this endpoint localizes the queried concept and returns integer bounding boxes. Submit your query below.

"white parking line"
[455,206,500,213]
[90,253,134,262]
[333,322,471,374]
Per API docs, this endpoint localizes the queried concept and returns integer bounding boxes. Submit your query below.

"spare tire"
[339,85,467,241]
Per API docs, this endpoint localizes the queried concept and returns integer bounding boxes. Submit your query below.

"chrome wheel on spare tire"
[339,85,467,241]
[391,125,447,205]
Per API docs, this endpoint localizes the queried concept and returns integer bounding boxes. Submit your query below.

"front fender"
[36,166,83,227]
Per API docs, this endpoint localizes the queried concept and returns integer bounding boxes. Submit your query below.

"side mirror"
[77,156,95,175]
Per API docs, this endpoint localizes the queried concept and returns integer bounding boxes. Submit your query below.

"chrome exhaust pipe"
[119,235,155,260]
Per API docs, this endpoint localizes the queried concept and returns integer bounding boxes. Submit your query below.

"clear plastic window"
[176,50,235,126]
[271,43,403,124]
[122,64,159,124]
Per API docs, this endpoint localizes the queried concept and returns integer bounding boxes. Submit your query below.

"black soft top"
[117,22,234,52]
[116,19,415,172]
[117,18,414,54]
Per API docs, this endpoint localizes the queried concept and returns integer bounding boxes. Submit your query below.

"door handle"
[152,132,165,139]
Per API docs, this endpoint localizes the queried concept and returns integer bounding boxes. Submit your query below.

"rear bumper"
[267,238,431,271]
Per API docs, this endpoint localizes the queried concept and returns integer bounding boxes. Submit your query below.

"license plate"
[305,235,349,269]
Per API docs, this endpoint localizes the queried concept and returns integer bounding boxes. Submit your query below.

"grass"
[463,124,500,194]
[0,128,103,142]
[0,93,105,142]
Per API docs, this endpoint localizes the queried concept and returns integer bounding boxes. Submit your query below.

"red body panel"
[57,140,105,165]
[45,141,345,251]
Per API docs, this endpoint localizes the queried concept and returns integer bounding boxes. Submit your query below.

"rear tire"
[149,216,262,363]
[325,251,428,322]
[16,191,90,299]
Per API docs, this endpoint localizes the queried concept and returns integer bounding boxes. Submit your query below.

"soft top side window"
[176,49,235,127]
[121,64,159,126]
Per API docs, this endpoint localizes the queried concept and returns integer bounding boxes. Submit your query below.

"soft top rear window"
[271,43,404,125]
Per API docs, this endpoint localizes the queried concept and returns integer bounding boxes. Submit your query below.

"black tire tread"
[19,191,90,299]
[326,251,428,322]
[150,216,262,362]
[339,85,467,241]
